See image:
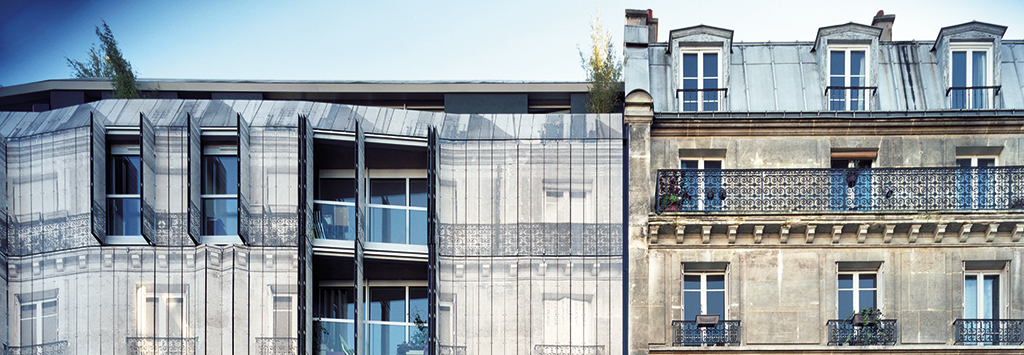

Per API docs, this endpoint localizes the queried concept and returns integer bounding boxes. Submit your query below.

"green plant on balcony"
[842,307,891,345]
[397,312,428,355]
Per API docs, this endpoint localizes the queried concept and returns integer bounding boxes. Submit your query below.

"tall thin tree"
[579,12,623,113]
[66,21,140,99]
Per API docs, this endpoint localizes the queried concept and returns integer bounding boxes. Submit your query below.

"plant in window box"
[843,307,891,346]
[397,312,428,355]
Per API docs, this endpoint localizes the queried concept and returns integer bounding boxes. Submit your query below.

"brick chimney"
[625,9,658,43]
[872,10,895,41]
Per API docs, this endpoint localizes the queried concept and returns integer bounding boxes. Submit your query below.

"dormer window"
[950,44,993,109]
[828,46,869,110]
[679,49,722,112]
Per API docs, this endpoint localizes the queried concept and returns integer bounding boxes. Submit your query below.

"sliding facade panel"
[238,114,252,243]
[0,134,6,256]
[140,113,156,244]
[249,125,300,246]
[354,122,366,355]
[298,115,314,353]
[188,113,201,244]
[154,125,190,246]
[91,114,107,244]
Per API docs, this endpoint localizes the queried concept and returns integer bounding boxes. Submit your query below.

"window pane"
[964,275,977,318]
[858,274,876,289]
[371,179,406,206]
[977,158,995,167]
[143,297,157,337]
[316,287,356,319]
[168,297,184,337]
[409,287,428,324]
[20,304,35,345]
[859,290,876,310]
[956,158,972,168]
[274,296,292,337]
[681,160,699,169]
[320,320,355,354]
[369,207,407,243]
[972,51,987,86]
[109,155,140,195]
[838,290,854,318]
[683,54,697,78]
[203,198,238,235]
[42,313,57,343]
[409,179,427,207]
[706,274,725,290]
[315,203,354,241]
[203,155,238,195]
[366,323,406,355]
[707,291,725,316]
[683,291,701,320]
[369,287,405,322]
[838,274,853,289]
[830,51,845,76]
[683,275,701,290]
[108,198,142,235]
[409,210,427,245]
[703,161,722,170]
[952,52,967,87]
[850,51,865,76]
[983,275,998,319]
[320,178,355,202]
[703,53,718,77]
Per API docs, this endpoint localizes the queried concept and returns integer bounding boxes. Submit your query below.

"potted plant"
[842,307,891,346]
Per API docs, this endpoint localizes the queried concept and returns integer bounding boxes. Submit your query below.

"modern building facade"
[625,8,1024,354]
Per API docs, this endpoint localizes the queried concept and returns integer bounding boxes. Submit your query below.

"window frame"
[682,272,728,320]
[107,144,143,239]
[828,45,871,111]
[680,158,723,211]
[837,271,879,318]
[361,283,428,353]
[677,48,723,112]
[949,43,994,109]
[135,285,189,338]
[956,155,998,209]
[19,297,58,346]
[366,172,428,246]
[963,267,1006,320]
[201,144,240,241]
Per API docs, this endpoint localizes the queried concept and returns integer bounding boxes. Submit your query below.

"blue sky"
[1,0,1022,87]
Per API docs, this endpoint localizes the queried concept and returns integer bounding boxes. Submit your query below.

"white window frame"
[828,45,871,111]
[136,286,189,338]
[682,272,728,319]
[107,144,145,243]
[681,158,723,210]
[677,48,723,112]
[837,271,879,318]
[949,43,994,109]
[201,145,239,242]
[366,171,428,246]
[19,297,58,346]
[963,270,1005,319]
[956,155,998,209]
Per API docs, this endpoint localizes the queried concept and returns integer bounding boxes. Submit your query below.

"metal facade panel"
[729,63,749,112]
[252,126,299,246]
[187,113,201,244]
[774,63,807,111]
[238,114,251,244]
[744,64,777,111]
[140,113,156,244]
[91,114,106,244]
[354,122,366,355]
[154,125,189,246]
[0,135,6,255]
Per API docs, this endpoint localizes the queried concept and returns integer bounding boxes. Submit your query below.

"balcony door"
[681,159,722,210]
[830,158,873,210]
[956,156,996,209]
[964,272,1000,320]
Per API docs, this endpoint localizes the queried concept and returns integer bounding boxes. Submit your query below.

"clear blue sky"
[2,0,1022,87]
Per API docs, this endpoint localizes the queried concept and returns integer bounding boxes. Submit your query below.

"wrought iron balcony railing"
[126,337,198,355]
[671,320,741,346]
[8,341,68,355]
[948,86,1000,109]
[826,86,877,111]
[954,319,1024,345]
[534,344,605,355]
[438,345,467,355]
[656,166,1024,213]
[255,337,297,355]
[677,88,727,112]
[826,319,897,346]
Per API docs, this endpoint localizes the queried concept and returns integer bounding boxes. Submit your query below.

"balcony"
[954,319,1024,345]
[255,337,297,355]
[671,320,741,346]
[8,341,68,355]
[438,345,467,355]
[656,166,1024,214]
[677,88,727,112]
[826,319,897,346]
[125,337,197,355]
[534,345,605,355]
[948,86,1000,109]
[826,86,877,111]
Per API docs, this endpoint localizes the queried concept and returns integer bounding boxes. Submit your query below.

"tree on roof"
[580,11,622,113]
[65,21,140,99]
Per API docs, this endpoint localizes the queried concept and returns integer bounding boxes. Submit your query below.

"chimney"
[625,9,658,43]
[646,10,658,43]
[872,10,895,41]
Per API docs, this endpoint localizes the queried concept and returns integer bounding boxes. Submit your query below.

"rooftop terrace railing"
[656,166,1024,213]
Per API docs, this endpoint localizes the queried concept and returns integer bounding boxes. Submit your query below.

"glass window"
[363,286,428,355]
[829,48,868,111]
[964,272,999,319]
[679,51,721,112]
[950,46,991,109]
[680,158,722,211]
[20,297,58,346]
[202,147,238,236]
[956,156,997,209]
[315,178,356,241]
[274,296,293,337]
[368,177,428,245]
[838,272,877,318]
[108,146,141,236]
[683,273,726,320]
[136,287,187,338]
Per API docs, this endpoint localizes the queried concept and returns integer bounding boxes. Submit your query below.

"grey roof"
[0,99,623,140]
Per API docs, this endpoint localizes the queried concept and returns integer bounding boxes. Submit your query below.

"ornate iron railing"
[656,166,1024,213]
[125,337,197,355]
[438,345,467,355]
[954,319,1024,345]
[534,344,605,355]
[825,86,877,111]
[8,341,68,355]
[255,337,297,355]
[826,319,897,345]
[672,320,741,346]
[677,88,727,112]
[947,86,1000,110]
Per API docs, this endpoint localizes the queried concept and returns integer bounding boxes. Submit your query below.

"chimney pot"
[872,11,895,41]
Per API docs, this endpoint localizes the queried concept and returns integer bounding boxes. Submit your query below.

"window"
[369,178,427,245]
[20,297,57,346]
[137,286,187,338]
[829,47,869,110]
[108,144,141,236]
[202,145,238,237]
[273,296,294,337]
[315,176,356,241]
[679,50,722,112]
[366,286,428,355]
[957,155,997,209]
[950,45,993,109]
[964,272,1000,320]
[315,287,357,354]
[683,273,725,320]
[838,272,877,318]
[831,157,873,210]
[681,158,722,210]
